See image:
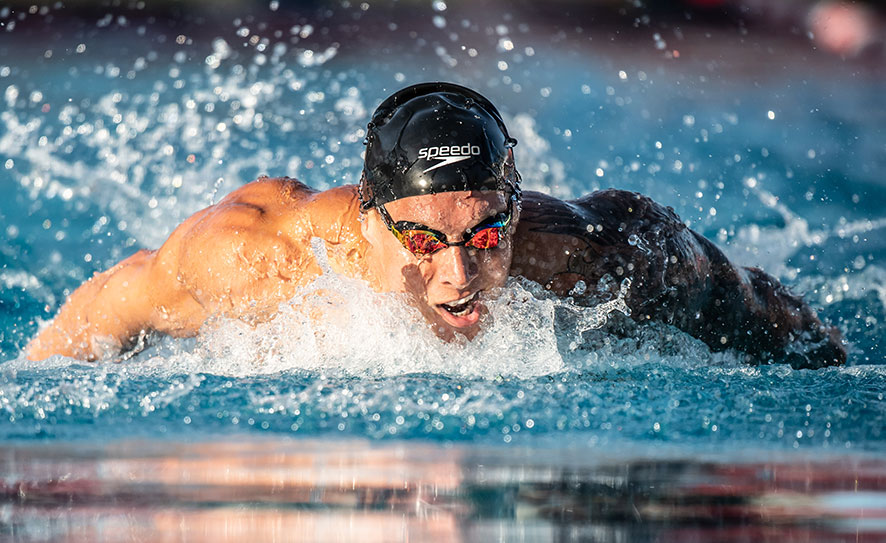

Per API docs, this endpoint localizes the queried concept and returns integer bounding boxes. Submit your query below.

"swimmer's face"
[361,190,517,340]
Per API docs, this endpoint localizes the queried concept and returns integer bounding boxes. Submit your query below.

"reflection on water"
[2,440,884,542]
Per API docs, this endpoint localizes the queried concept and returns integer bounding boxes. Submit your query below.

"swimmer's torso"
[25,176,844,367]
[164,179,841,369]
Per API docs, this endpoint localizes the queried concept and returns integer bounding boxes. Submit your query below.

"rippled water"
[0,1,884,539]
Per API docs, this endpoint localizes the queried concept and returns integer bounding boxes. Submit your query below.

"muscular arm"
[25,177,335,361]
[25,249,158,361]
[512,189,846,368]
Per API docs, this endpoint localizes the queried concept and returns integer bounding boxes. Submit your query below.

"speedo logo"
[418,144,481,173]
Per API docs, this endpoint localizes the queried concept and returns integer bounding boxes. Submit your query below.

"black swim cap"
[359,82,519,209]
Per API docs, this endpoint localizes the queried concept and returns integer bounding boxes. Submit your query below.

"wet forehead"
[384,190,507,233]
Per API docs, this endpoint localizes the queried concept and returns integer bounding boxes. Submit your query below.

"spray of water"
[141,239,631,378]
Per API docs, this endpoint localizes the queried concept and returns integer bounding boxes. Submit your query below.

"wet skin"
[511,190,846,369]
[360,191,515,341]
[25,176,845,368]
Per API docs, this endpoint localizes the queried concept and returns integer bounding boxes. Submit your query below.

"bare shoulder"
[517,189,684,241]
[139,179,301,321]
[206,176,314,218]
[215,176,359,233]
[145,178,363,324]
[511,189,690,295]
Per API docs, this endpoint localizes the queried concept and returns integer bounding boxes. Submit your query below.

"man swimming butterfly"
[25,82,846,368]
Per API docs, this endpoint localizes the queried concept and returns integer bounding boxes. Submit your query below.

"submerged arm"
[682,233,845,368]
[513,189,845,368]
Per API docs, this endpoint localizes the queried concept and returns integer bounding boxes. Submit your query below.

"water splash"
[724,179,827,277]
[725,177,886,283]
[0,25,356,252]
[508,113,571,198]
[175,270,633,379]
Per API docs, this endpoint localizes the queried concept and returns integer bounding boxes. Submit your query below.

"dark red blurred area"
[2,0,882,59]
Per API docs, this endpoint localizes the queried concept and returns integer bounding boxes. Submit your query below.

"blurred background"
[3,0,885,59]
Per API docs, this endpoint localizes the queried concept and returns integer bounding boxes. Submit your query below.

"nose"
[437,246,478,289]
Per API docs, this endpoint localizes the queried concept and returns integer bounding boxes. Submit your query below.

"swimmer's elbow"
[23,311,76,361]
[25,320,147,362]
[23,337,50,362]
[23,329,98,362]
[24,254,159,362]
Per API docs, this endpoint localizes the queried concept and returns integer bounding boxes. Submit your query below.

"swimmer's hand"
[777,322,846,369]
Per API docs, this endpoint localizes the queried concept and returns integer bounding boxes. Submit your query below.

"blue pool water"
[0,1,884,539]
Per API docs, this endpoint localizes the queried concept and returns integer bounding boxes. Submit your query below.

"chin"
[428,301,487,341]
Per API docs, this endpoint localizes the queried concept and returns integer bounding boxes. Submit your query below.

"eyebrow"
[393,208,508,234]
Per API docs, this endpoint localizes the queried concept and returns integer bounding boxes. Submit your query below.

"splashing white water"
[725,178,886,283]
[71,239,630,379]
[724,180,826,278]
[0,29,354,252]
[797,264,886,313]
[188,279,634,378]
[508,113,572,199]
[170,241,625,378]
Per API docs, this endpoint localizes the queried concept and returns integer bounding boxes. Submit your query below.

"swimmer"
[25,82,846,368]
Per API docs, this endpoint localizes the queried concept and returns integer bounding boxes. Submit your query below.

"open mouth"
[439,292,479,317]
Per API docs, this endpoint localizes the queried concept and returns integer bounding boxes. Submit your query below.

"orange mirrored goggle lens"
[378,196,513,257]
[396,224,505,256]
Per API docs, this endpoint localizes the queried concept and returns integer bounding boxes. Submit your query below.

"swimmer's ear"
[360,208,383,246]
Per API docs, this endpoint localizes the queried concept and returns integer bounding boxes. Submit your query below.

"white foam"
[723,182,826,278]
[161,240,636,378]
[724,180,886,286]
[508,113,573,199]
[20,258,634,379]
[182,274,569,379]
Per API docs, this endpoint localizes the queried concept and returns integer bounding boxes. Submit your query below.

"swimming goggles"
[376,196,513,257]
